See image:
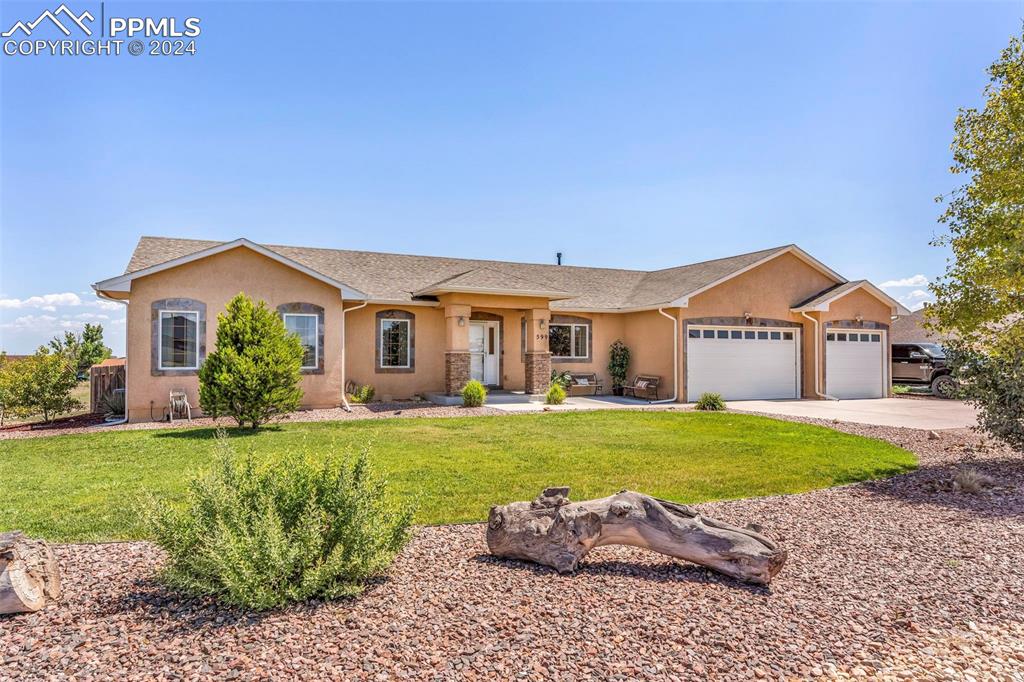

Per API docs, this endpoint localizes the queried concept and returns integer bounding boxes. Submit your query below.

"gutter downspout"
[800,311,838,401]
[649,307,679,404]
[340,300,369,412]
[94,290,130,425]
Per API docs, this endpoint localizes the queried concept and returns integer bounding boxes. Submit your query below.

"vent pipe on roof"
[556,252,563,265]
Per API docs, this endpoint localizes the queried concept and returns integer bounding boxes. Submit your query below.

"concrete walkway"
[727,398,977,430]
[485,393,673,413]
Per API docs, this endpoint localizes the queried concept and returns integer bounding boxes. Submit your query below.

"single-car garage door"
[825,330,886,399]
[686,326,800,400]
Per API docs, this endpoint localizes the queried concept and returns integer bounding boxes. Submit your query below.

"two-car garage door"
[686,326,800,400]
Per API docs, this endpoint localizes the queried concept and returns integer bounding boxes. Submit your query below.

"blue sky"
[1,1,1020,355]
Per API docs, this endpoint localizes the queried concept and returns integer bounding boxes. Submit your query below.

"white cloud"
[0,292,82,309]
[879,274,929,289]
[91,299,123,311]
[74,313,110,321]
[0,314,83,333]
[897,289,933,311]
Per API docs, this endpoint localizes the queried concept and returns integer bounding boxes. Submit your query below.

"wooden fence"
[90,363,126,414]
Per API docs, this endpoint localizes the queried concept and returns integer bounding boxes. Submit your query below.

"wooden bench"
[622,375,661,402]
[567,372,603,397]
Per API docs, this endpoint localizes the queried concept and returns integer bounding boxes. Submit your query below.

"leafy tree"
[199,293,304,428]
[17,347,81,423]
[49,323,112,375]
[0,355,31,426]
[79,324,112,371]
[930,29,1024,447]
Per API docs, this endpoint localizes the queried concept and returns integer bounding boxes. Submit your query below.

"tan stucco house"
[93,237,910,422]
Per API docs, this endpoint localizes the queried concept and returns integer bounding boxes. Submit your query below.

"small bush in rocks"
[462,380,487,407]
[952,467,996,494]
[695,392,726,411]
[144,432,414,610]
[349,384,375,404]
[546,383,566,405]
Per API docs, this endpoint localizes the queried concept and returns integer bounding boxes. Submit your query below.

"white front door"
[686,325,800,400]
[469,321,500,385]
[826,330,886,399]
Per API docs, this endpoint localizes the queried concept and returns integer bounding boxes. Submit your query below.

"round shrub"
[143,432,414,611]
[462,380,487,407]
[695,392,726,411]
[546,383,566,405]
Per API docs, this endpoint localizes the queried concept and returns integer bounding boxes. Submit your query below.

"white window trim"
[379,318,411,369]
[284,313,319,370]
[550,323,589,360]
[158,309,200,370]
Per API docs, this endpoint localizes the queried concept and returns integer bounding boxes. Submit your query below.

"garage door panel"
[687,327,799,401]
[826,331,885,399]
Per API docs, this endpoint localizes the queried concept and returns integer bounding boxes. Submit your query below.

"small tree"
[16,347,81,423]
[0,356,30,426]
[79,323,112,372]
[929,28,1024,447]
[607,340,631,393]
[199,293,304,428]
[50,323,112,375]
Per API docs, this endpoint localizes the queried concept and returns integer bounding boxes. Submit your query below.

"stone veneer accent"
[445,351,471,396]
[524,351,551,395]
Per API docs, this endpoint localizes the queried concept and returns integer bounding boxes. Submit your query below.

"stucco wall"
[677,251,839,401]
[124,247,345,422]
[342,303,445,399]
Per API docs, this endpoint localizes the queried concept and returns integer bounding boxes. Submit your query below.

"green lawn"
[0,411,916,542]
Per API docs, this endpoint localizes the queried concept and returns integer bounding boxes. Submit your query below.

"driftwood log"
[487,488,787,585]
[0,532,61,614]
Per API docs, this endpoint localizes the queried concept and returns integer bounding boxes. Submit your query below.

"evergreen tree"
[199,293,304,428]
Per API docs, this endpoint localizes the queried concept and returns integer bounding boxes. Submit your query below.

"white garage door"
[686,326,799,401]
[825,330,886,399]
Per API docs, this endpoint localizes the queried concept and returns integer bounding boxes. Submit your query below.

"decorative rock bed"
[2,420,1023,679]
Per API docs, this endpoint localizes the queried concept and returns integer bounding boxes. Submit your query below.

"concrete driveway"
[726,398,977,430]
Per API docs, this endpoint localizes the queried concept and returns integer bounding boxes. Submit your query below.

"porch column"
[524,308,551,395]
[445,304,471,395]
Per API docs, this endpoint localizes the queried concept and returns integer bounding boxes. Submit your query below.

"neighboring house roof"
[105,237,849,311]
[890,309,936,343]
[93,357,126,367]
[791,279,911,316]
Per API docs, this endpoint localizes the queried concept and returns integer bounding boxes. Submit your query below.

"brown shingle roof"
[890,309,935,343]
[792,280,867,309]
[121,237,806,311]
[414,267,571,298]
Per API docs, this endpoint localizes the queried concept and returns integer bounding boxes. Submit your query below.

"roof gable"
[792,279,911,316]
[96,238,368,299]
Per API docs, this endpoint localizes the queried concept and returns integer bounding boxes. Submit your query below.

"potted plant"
[607,340,630,396]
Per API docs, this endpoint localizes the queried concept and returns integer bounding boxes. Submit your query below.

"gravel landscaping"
[3,420,1023,680]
